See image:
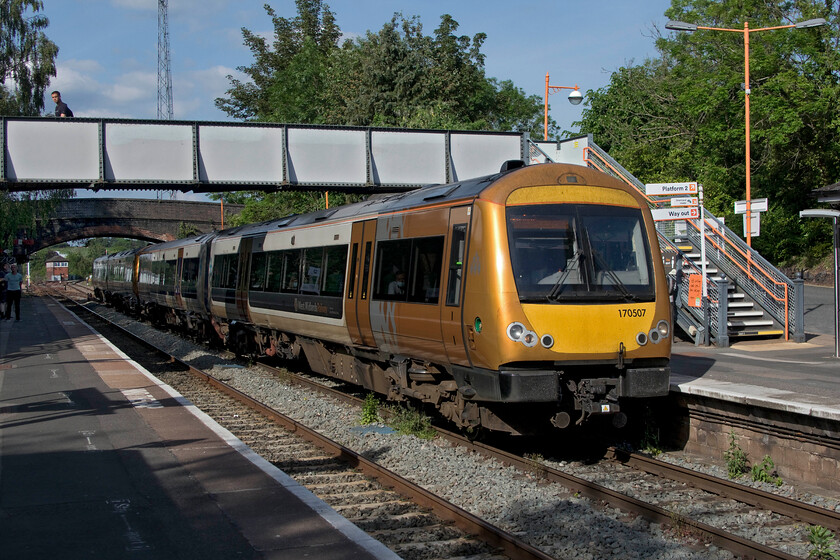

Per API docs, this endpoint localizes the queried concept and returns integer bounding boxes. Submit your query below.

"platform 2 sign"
[645,182,698,196]
[650,206,700,221]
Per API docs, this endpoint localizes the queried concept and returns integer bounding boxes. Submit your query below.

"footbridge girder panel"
[1,118,527,193]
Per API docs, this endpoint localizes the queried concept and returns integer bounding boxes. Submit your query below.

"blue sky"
[43,0,674,134]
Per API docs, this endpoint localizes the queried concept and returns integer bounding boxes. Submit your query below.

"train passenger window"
[264,251,283,292]
[281,250,301,294]
[182,258,199,297]
[250,253,267,291]
[322,246,347,298]
[446,224,467,306]
[300,247,324,294]
[373,237,444,303]
[212,254,238,289]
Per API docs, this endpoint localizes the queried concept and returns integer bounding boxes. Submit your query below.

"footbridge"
[1,117,527,193]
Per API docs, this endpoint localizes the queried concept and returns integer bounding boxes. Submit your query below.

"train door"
[175,247,184,309]
[441,206,471,367]
[346,219,377,347]
[234,236,259,322]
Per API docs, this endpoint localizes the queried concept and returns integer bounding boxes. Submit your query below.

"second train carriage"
[93,162,672,434]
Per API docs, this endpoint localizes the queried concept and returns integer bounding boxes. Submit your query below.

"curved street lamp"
[665,17,827,246]
[544,72,583,141]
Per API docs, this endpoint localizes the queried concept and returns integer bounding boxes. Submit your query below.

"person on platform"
[4,263,23,321]
[51,91,73,117]
[0,263,8,319]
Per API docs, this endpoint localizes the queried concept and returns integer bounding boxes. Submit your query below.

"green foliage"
[215,3,549,222]
[809,526,840,560]
[750,455,783,486]
[28,238,146,282]
[577,0,839,265]
[360,393,380,425]
[177,222,201,239]
[385,403,436,439]
[0,0,59,116]
[723,430,749,479]
[0,190,71,258]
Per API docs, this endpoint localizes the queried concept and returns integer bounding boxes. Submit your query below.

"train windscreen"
[507,204,655,303]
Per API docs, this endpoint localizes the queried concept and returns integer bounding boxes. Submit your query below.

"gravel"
[93,304,840,560]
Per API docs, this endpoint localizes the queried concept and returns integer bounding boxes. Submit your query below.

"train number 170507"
[618,308,646,318]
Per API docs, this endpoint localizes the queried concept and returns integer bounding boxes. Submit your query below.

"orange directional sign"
[650,206,700,221]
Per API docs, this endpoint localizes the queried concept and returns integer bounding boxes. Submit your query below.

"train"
[93,161,672,435]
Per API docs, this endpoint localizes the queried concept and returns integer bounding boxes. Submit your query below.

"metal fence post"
[792,274,806,343]
[715,277,730,348]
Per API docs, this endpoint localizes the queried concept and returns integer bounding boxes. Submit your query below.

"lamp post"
[666,17,827,246]
[544,72,583,141]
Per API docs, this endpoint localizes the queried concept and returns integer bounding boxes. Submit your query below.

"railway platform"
[671,332,840,422]
[0,296,398,560]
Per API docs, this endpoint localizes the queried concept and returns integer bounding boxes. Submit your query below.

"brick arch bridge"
[31,198,244,252]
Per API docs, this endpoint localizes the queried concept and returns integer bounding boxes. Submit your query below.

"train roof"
[212,168,505,240]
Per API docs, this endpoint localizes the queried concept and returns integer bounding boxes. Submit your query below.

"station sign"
[650,206,700,221]
[734,198,768,214]
[645,182,698,196]
[670,197,698,207]
[743,211,760,237]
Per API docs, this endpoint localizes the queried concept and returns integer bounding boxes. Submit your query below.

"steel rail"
[607,447,840,532]
[55,294,556,560]
[54,289,815,560]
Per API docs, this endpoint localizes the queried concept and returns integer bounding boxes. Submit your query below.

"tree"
[0,0,59,116]
[0,190,71,262]
[577,0,838,264]
[214,4,549,223]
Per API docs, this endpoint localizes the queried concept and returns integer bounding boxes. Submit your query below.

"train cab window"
[250,253,268,291]
[212,254,238,290]
[373,237,444,303]
[446,224,467,306]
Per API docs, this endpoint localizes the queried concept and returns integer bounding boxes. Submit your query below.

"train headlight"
[541,334,554,349]
[522,331,538,347]
[507,322,526,341]
[657,320,670,338]
[649,329,661,344]
[636,332,648,346]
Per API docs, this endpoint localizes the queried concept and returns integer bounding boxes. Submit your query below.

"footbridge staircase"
[532,136,805,347]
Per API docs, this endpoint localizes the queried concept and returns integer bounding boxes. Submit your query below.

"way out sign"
[650,206,700,221]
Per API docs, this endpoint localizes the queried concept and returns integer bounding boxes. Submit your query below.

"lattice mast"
[157,0,174,120]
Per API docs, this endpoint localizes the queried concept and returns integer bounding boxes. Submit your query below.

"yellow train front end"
[459,164,671,430]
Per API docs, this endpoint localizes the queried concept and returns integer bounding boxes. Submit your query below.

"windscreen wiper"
[547,249,584,301]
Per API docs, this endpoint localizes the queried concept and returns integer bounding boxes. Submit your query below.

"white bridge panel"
[104,123,194,182]
[371,131,447,185]
[198,125,284,183]
[450,133,522,181]
[6,120,100,181]
[287,128,367,185]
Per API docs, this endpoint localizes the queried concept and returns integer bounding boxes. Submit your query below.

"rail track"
[47,282,840,559]
[47,283,552,560]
